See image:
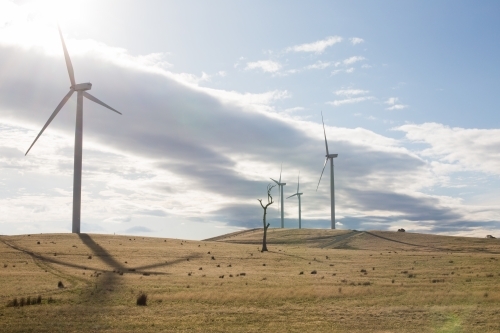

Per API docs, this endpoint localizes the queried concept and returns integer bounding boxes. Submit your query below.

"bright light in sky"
[1,0,500,240]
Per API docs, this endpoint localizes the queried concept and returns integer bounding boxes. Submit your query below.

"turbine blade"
[270,178,279,185]
[286,193,297,199]
[279,163,282,183]
[25,90,74,155]
[321,111,329,156]
[58,25,75,87]
[83,92,122,115]
[297,172,300,193]
[316,158,328,191]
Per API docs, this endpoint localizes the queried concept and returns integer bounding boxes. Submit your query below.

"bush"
[6,298,18,307]
[311,270,317,274]
[136,292,147,306]
[37,295,42,304]
[58,281,64,288]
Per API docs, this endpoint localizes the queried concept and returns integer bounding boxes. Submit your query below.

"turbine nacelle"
[72,83,92,91]
[326,154,338,159]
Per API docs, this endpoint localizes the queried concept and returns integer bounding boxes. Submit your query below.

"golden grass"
[0,230,499,332]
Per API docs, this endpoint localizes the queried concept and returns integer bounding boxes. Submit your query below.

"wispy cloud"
[327,96,374,106]
[350,37,365,45]
[342,56,365,65]
[384,97,408,110]
[245,60,282,73]
[335,89,370,97]
[286,36,342,54]
[305,61,332,70]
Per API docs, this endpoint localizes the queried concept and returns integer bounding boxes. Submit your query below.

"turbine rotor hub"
[72,83,92,91]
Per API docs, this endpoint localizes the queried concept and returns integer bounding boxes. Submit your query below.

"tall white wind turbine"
[287,172,303,229]
[270,164,286,228]
[316,112,338,229]
[25,26,122,234]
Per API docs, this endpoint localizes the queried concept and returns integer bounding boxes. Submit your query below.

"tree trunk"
[262,208,269,252]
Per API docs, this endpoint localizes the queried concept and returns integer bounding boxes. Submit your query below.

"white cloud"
[345,67,355,73]
[327,96,374,106]
[305,61,332,70]
[335,89,369,97]
[384,97,408,110]
[245,60,282,73]
[343,56,365,65]
[350,37,364,45]
[397,123,500,176]
[286,36,342,54]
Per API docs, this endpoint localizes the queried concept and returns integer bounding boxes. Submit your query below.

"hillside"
[1,230,499,332]
[206,228,500,253]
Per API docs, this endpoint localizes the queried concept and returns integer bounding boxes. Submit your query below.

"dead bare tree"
[258,184,275,252]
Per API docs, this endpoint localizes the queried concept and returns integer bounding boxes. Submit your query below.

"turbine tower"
[287,172,303,229]
[316,112,338,229]
[25,26,122,234]
[270,164,286,228]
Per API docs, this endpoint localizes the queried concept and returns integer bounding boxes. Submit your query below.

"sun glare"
[0,0,91,56]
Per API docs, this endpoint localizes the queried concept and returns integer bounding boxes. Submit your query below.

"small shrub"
[26,296,31,305]
[229,274,233,277]
[143,273,150,276]
[3,264,6,268]
[401,270,408,274]
[362,281,371,286]
[211,256,215,260]
[216,264,220,267]
[37,295,42,304]
[392,279,395,284]
[484,292,489,298]
[19,297,25,307]
[187,272,192,276]
[408,274,415,278]
[219,275,224,279]
[7,298,18,307]
[486,274,494,278]
[338,287,342,293]
[37,241,40,245]
[48,297,55,304]
[58,281,64,288]
[449,260,454,263]
[360,269,367,273]
[137,292,147,306]
[128,269,136,272]
[88,255,92,259]
[239,273,246,276]
[332,273,336,276]
[199,267,202,270]
[299,271,304,275]
[311,270,317,274]
[228,264,232,267]
[263,264,266,266]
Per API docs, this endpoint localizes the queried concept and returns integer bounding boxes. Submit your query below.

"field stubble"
[0,229,499,332]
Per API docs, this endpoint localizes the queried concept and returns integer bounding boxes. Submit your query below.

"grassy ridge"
[1,230,499,332]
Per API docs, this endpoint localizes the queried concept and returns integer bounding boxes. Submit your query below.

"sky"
[1,0,500,239]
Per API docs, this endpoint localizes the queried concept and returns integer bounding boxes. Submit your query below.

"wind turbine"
[25,26,122,234]
[270,164,286,228]
[287,172,303,229]
[316,112,338,229]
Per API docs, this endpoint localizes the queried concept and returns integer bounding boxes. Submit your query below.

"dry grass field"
[1,229,500,332]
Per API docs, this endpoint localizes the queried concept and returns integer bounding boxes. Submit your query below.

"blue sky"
[1,0,500,239]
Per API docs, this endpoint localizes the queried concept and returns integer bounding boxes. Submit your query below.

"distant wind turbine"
[316,112,338,229]
[25,26,122,234]
[270,164,286,228]
[287,172,303,229]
